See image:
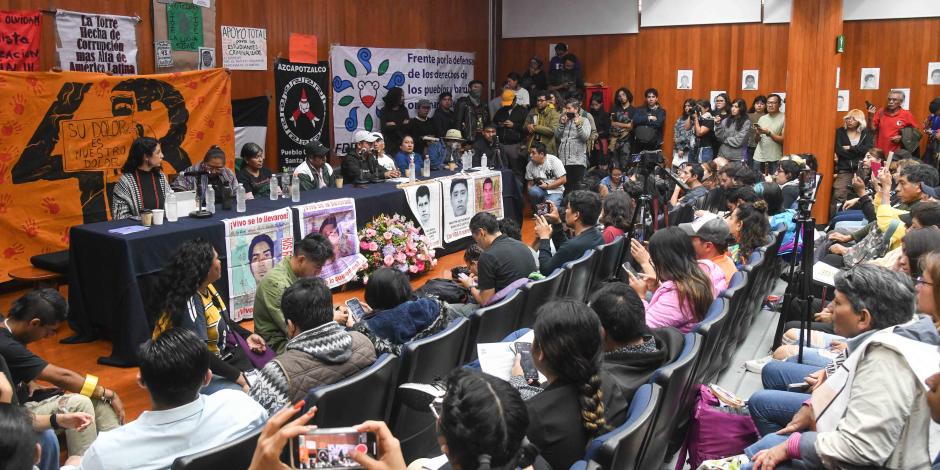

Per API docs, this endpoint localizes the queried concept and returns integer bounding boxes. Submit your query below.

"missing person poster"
[223,207,295,321]
[296,198,368,288]
[441,175,475,243]
[274,59,330,172]
[473,170,503,220]
[404,181,443,248]
[55,9,138,75]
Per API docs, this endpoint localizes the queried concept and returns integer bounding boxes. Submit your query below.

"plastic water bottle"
[290,175,300,202]
[421,155,431,177]
[165,191,178,222]
[480,153,488,169]
[235,184,246,213]
[268,176,278,200]
[461,152,471,171]
[205,185,216,214]
[408,154,416,183]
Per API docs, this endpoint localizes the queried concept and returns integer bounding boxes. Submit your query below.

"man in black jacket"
[340,130,398,184]
[454,80,490,141]
[535,190,604,275]
[407,99,437,155]
[493,89,528,182]
[431,92,456,138]
[471,124,502,169]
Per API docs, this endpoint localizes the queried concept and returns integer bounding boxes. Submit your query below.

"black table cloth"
[68,170,522,366]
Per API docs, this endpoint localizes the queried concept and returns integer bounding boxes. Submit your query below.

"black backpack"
[416,278,470,304]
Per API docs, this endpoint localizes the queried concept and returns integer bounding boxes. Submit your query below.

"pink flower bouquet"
[358,213,436,277]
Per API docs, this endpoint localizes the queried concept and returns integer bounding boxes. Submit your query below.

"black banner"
[274,59,329,173]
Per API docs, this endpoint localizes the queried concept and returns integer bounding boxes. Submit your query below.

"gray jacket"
[714,118,753,161]
[554,115,592,167]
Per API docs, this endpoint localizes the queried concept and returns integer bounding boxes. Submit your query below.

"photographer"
[535,190,604,276]
[693,100,719,163]
[669,163,708,209]
[555,99,592,195]
[832,109,874,215]
[340,131,400,184]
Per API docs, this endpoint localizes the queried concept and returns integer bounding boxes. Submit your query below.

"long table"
[68,170,522,367]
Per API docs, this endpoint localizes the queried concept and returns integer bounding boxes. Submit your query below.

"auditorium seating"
[590,236,626,289]
[516,268,567,329]
[463,289,526,362]
[302,353,400,427]
[572,383,663,470]
[171,427,262,470]
[562,249,597,302]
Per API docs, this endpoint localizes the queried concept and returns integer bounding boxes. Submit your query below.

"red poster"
[0,10,40,71]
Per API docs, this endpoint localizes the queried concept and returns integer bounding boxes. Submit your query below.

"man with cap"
[340,130,396,184]
[294,140,336,190]
[493,89,528,181]
[407,99,437,155]
[427,129,468,171]
[371,132,397,172]
[680,213,738,284]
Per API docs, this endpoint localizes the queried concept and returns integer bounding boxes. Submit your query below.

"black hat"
[305,140,329,157]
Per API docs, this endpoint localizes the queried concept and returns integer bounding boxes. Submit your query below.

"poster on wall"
[274,59,329,173]
[55,9,138,75]
[151,0,216,72]
[928,62,940,85]
[220,25,267,71]
[403,181,443,248]
[837,90,850,112]
[0,68,234,281]
[474,171,503,220]
[742,70,759,90]
[330,45,475,155]
[197,47,215,70]
[296,198,368,288]
[0,10,41,71]
[860,68,880,90]
[223,208,294,321]
[676,70,692,90]
[441,175,475,243]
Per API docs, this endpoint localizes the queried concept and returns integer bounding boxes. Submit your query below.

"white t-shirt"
[525,154,567,195]
[376,153,396,171]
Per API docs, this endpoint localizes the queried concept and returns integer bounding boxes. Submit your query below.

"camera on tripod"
[628,150,664,176]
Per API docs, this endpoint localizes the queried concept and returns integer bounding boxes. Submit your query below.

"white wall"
[641,0,762,27]
[501,0,639,38]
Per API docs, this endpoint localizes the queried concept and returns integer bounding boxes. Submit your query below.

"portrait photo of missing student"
[449,177,469,217]
[474,175,502,216]
[860,67,880,90]
[837,90,849,112]
[677,70,692,90]
[928,62,940,85]
[742,70,759,90]
[198,47,215,70]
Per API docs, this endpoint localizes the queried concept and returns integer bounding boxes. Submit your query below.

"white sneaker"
[745,355,773,373]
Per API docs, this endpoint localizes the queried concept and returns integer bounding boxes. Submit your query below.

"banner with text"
[0,68,234,281]
[330,45,474,155]
[152,0,216,72]
[403,181,443,248]
[55,9,138,75]
[221,25,267,71]
[274,59,329,172]
[441,175,476,243]
[296,198,368,288]
[224,208,294,321]
[0,10,41,71]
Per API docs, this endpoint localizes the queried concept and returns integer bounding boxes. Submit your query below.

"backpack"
[675,385,759,470]
[842,219,900,268]
[634,125,658,146]
[415,278,470,304]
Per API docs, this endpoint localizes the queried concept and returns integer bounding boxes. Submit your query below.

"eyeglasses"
[917,276,934,287]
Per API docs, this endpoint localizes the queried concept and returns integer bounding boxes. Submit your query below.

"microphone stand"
[190,173,213,218]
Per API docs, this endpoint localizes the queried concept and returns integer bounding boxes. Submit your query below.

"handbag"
[675,385,759,470]
[842,219,900,268]
[225,319,276,370]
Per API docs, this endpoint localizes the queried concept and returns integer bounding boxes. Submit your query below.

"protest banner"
[403,181,443,248]
[221,25,267,71]
[55,9,138,75]
[151,0,216,72]
[223,208,294,321]
[0,68,233,281]
[441,175,475,243]
[330,45,474,155]
[473,170,503,220]
[0,10,41,71]
[274,59,329,172]
[296,198,368,288]
[166,2,203,51]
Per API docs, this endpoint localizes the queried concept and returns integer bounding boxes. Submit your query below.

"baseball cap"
[304,140,329,157]
[354,130,377,143]
[679,213,730,245]
[501,89,516,107]
[371,132,384,142]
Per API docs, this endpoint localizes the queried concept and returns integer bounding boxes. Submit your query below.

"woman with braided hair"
[513,299,628,470]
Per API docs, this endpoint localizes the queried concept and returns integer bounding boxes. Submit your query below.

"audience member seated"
[294,140,336,190]
[150,239,268,394]
[525,142,567,208]
[598,163,626,197]
[756,182,797,254]
[743,265,939,470]
[341,130,399,184]
[372,133,397,172]
[535,190,603,275]
[254,234,336,354]
[172,146,239,198]
[702,162,741,212]
[393,135,423,175]
[457,213,536,306]
[589,282,684,401]
[499,217,539,269]
[628,227,727,333]
[111,137,174,220]
[0,289,121,459]
[236,142,274,198]
[727,202,771,267]
[600,191,633,243]
[251,278,376,414]
[509,300,628,470]
[0,403,42,469]
[72,328,266,469]
[680,212,737,284]
[346,268,454,355]
[774,159,802,209]
[669,162,709,211]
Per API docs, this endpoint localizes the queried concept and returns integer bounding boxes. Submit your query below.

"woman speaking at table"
[111,137,174,220]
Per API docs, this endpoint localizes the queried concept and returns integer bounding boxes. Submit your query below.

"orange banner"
[0,68,234,280]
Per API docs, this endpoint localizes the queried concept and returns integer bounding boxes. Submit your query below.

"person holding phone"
[525,141,567,209]
[832,109,874,215]
[868,90,917,155]
[554,98,592,195]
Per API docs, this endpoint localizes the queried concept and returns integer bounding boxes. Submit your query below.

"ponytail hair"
[532,300,609,435]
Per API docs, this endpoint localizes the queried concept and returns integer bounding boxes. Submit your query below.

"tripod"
[773,195,816,364]
[626,162,665,242]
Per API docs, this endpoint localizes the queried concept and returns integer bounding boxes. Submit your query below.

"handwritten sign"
[220,25,267,71]
[55,10,138,75]
[59,116,138,172]
[0,10,41,71]
[166,2,203,52]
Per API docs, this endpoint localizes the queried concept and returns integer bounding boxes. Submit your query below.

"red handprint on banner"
[25,76,43,94]
[41,197,60,215]
[3,243,24,259]
[189,129,205,141]
[60,226,71,244]
[203,116,215,129]
[22,218,38,238]
[10,94,25,115]
[0,194,11,213]
[1,121,23,137]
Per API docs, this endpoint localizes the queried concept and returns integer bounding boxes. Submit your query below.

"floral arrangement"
[358,213,437,278]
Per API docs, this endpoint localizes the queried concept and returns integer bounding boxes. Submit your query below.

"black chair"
[391,318,471,462]
[691,296,731,384]
[303,353,400,427]
[563,249,597,302]
[464,289,527,362]
[516,268,568,329]
[717,271,751,369]
[171,427,262,470]
[574,383,663,470]
[590,236,626,290]
[639,332,702,467]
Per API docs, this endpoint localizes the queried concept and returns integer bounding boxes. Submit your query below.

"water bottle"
[205,185,216,214]
[165,191,178,222]
[408,154,416,183]
[480,153,488,169]
[290,175,300,202]
[421,155,431,177]
[461,152,471,171]
[235,183,246,213]
[268,176,278,200]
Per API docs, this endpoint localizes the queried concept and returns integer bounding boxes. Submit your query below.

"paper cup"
[334,176,344,188]
[151,209,165,225]
[141,211,153,226]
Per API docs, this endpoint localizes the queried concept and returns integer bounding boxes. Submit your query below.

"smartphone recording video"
[535,203,549,216]
[514,342,540,383]
[292,428,377,469]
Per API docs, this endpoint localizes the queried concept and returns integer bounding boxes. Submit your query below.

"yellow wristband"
[80,374,99,398]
